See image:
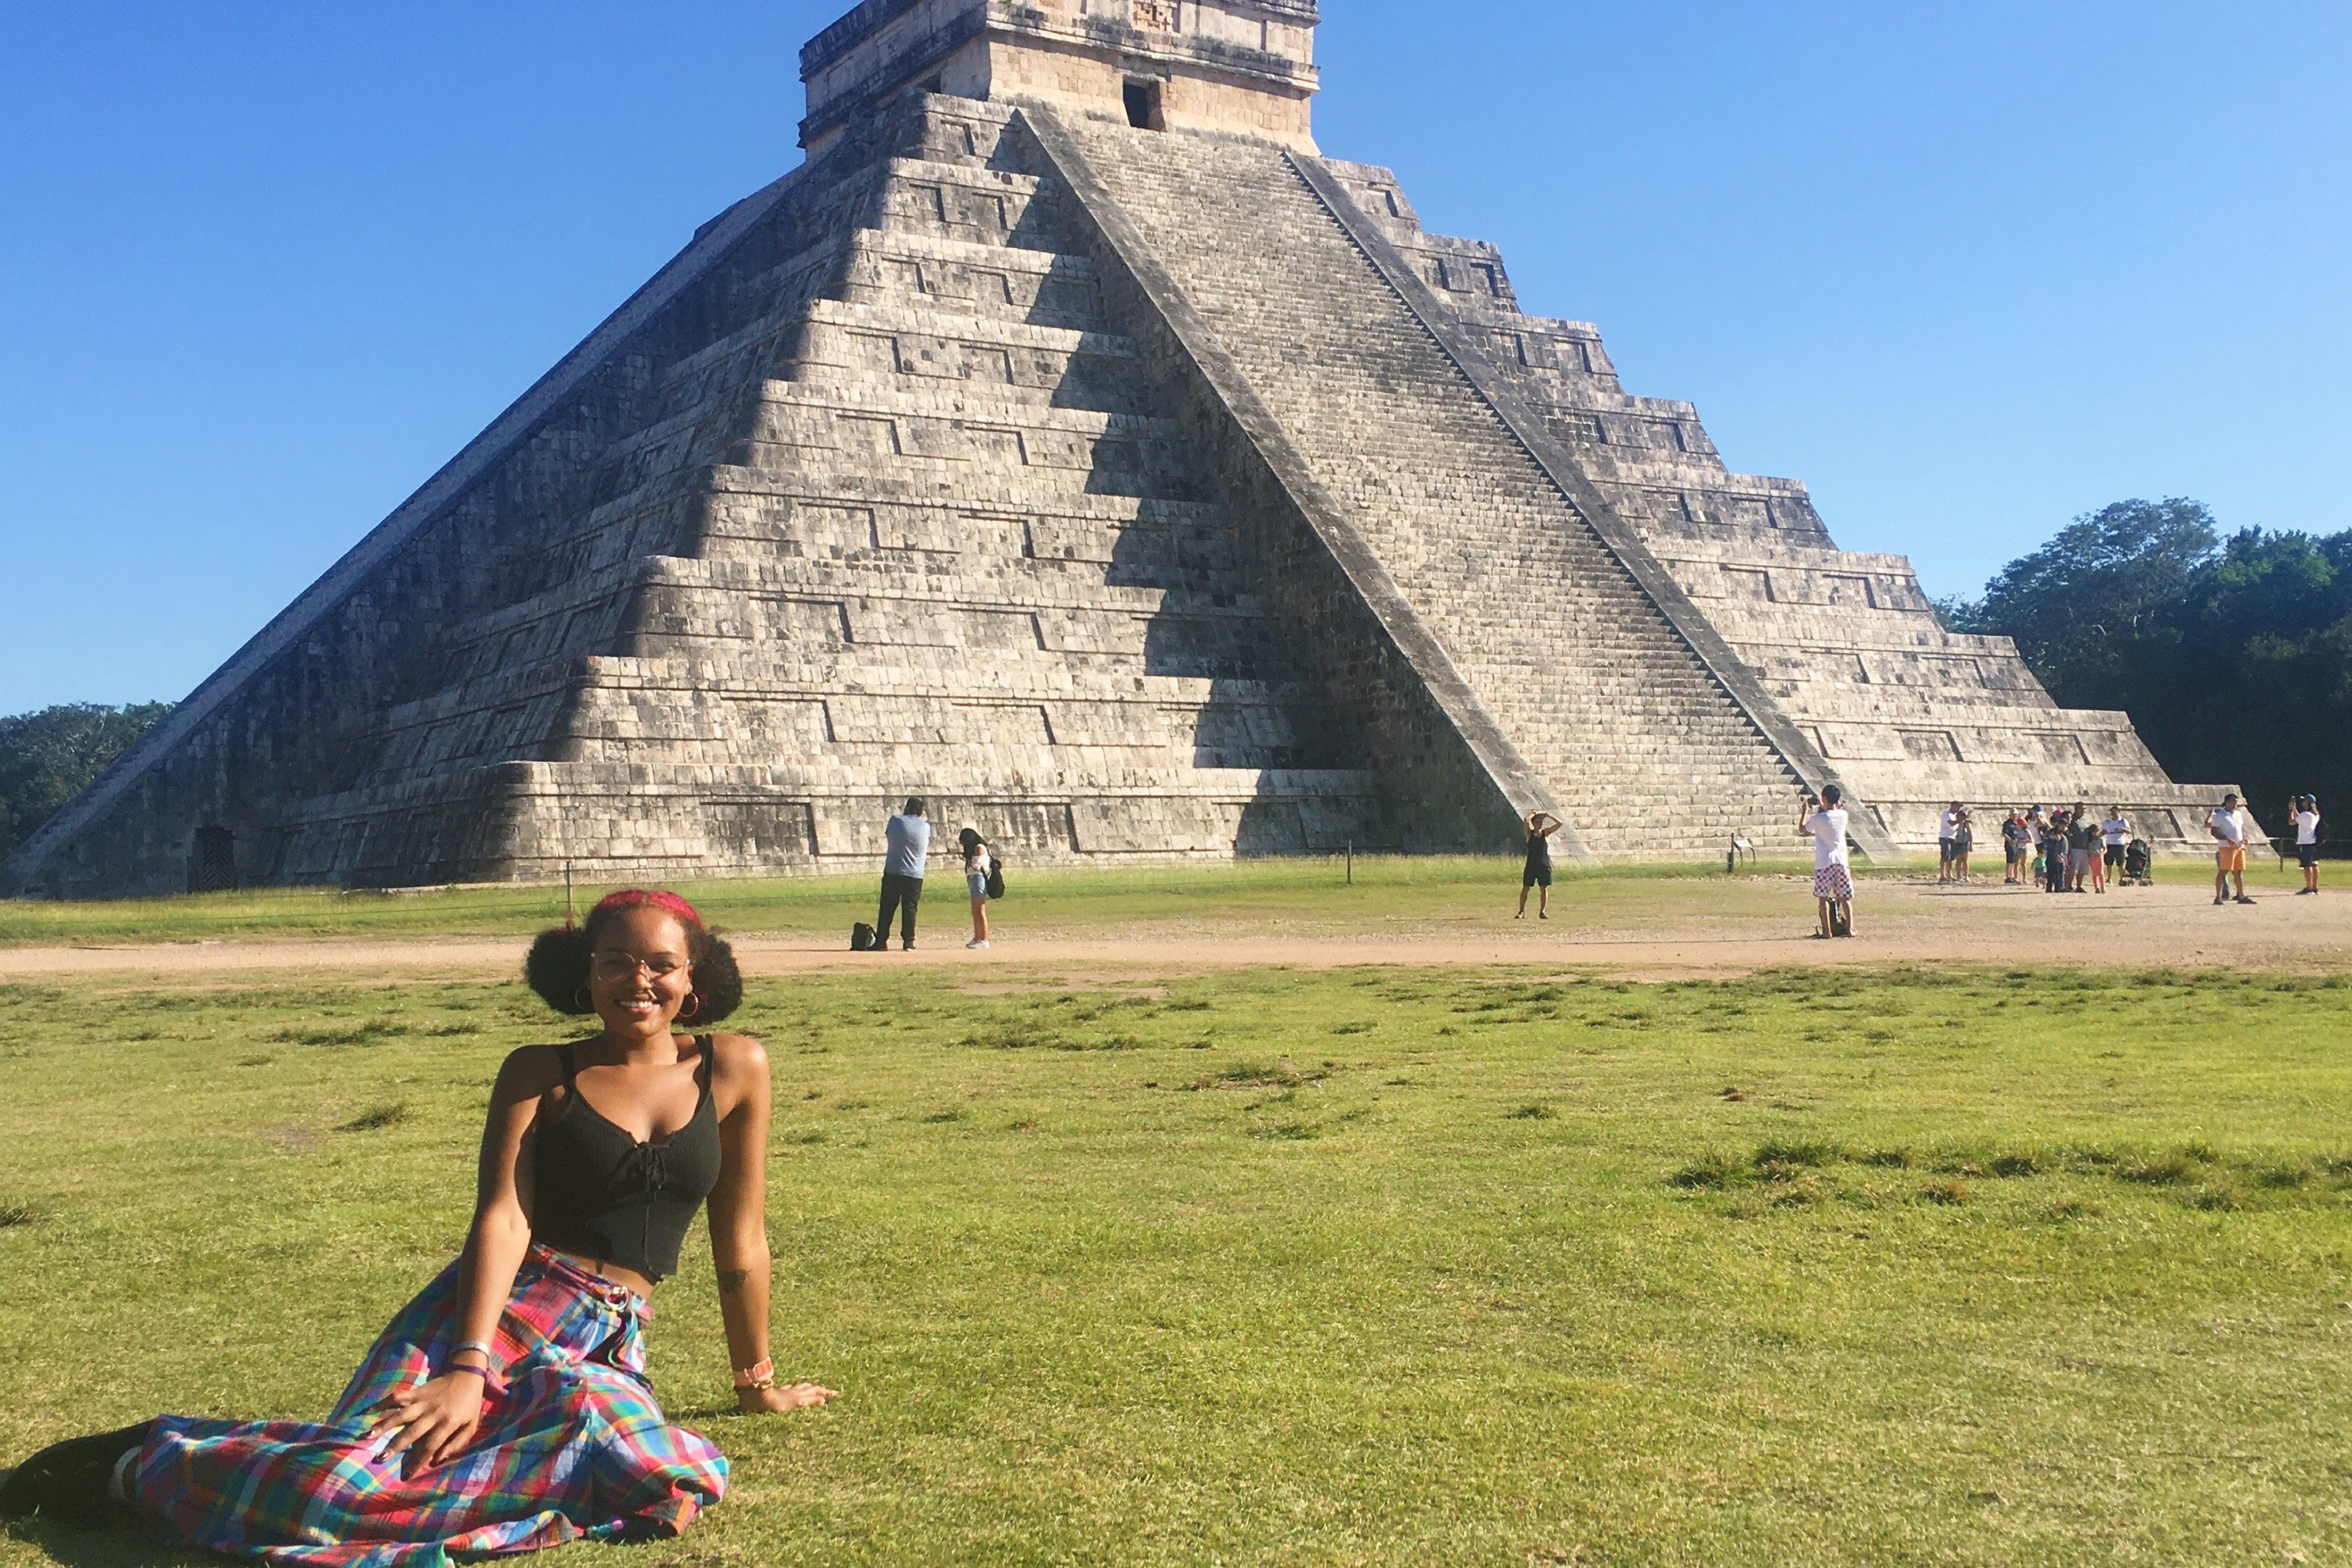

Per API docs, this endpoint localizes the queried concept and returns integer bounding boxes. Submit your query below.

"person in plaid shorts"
[2,890,834,1561]
[1799,785,1857,938]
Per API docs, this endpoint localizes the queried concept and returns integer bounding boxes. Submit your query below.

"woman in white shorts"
[957,827,993,949]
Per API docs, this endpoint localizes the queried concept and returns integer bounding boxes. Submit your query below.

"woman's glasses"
[588,949,687,983]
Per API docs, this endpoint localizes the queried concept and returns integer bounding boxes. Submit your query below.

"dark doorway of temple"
[1124,80,1163,130]
[189,826,236,893]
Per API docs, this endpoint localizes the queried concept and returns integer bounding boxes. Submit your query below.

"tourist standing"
[958,827,994,948]
[2209,792,2254,905]
[2041,809,2069,894]
[1950,805,1975,884]
[2291,795,2322,894]
[1799,786,1856,938]
[1515,810,1561,920]
[1938,801,1963,883]
[875,797,931,951]
[2002,809,2031,886]
[2067,802,2096,893]
[0,890,832,1551]
[2101,807,2131,888]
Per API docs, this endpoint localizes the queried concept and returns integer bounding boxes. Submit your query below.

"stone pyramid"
[5,0,2228,897]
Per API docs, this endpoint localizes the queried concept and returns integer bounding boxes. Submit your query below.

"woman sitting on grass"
[0,888,834,1558]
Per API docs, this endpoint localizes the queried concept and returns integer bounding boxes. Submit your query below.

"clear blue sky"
[2,1,2345,714]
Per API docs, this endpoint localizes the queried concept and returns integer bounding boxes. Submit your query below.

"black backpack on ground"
[850,921,876,952]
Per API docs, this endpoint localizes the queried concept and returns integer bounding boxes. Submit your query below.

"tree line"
[0,703,173,861]
[1938,498,2350,832]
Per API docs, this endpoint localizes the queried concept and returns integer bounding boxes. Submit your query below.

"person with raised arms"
[1515,810,1562,920]
[2289,794,2322,895]
[1798,786,1856,938]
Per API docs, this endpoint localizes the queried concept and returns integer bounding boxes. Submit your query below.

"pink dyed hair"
[586,889,704,929]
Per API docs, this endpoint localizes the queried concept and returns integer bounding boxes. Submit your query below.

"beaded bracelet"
[733,1357,776,1391]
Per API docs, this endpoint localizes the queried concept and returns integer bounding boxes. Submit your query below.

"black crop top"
[532,1039,723,1281]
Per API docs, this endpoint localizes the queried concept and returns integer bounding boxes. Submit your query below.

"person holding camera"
[1797,786,1856,938]
[2290,796,2322,894]
[872,797,930,951]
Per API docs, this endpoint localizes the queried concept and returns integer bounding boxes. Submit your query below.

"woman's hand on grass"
[738,1380,837,1415]
[367,1373,486,1473]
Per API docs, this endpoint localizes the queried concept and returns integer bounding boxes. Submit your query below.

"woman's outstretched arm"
[708,1033,834,1414]
[367,1045,554,1471]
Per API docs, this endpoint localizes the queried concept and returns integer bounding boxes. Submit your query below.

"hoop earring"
[678,991,703,1023]
[574,987,593,1013]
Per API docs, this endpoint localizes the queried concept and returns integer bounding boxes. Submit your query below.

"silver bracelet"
[446,1339,497,1378]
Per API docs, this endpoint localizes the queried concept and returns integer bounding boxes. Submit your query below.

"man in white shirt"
[1938,802,1963,883]
[2101,807,2131,886]
[1798,785,1856,938]
[2289,794,2322,895]
[2207,792,2254,906]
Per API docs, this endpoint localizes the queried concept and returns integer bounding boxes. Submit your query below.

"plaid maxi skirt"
[133,1246,727,1567]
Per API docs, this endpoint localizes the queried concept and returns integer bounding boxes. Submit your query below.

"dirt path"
[14,881,2347,983]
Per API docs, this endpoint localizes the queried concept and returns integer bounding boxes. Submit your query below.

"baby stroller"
[2122,838,2153,886]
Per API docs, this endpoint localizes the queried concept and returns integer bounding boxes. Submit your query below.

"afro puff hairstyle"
[524,890,744,1023]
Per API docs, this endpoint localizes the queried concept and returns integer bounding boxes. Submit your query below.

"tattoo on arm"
[716,1268,751,1295]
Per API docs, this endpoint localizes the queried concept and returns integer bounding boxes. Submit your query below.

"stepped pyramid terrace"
[3,0,2235,897]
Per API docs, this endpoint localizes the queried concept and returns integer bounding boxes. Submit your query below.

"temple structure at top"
[801,0,1322,154]
[3,0,2230,897]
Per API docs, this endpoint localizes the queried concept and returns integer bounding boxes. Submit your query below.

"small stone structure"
[3,0,2235,896]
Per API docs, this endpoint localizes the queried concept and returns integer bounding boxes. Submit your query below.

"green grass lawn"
[0,856,1792,946]
[0,850,2276,947]
[2,962,2347,1565]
